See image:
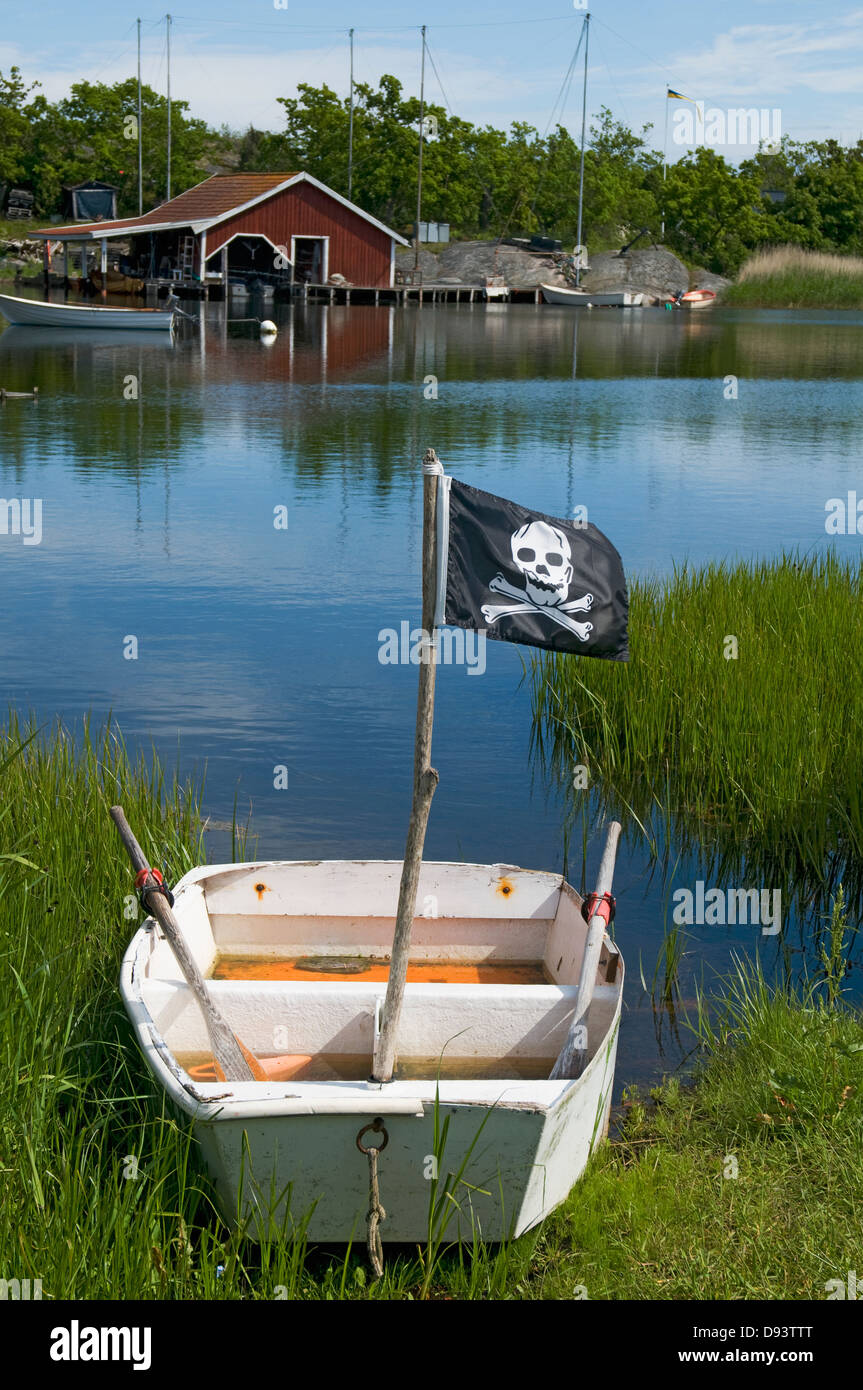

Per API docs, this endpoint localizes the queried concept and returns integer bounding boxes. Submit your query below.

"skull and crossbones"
[480,520,594,641]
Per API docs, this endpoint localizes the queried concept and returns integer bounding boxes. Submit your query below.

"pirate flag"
[440,477,628,660]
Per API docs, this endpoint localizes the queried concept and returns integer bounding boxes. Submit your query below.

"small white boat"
[678,288,716,309]
[120,857,623,1243]
[541,283,643,308]
[0,292,174,331]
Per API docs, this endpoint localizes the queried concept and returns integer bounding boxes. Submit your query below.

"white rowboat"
[540,283,643,308]
[0,292,174,331]
[678,288,716,309]
[120,856,623,1242]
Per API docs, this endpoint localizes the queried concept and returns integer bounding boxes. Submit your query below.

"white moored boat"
[120,856,623,1243]
[0,292,175,331]
[540,283,643,308]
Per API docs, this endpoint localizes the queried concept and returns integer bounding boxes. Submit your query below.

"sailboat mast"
[414,24,427,272]
[348,28,355,201]
[575,12,589,288]
[137,17,143,216]
[166,13,172,202]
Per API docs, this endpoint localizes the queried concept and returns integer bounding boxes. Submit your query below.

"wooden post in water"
[373,447,441,1082]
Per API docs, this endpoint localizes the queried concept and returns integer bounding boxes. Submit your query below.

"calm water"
[3,298,863,1090]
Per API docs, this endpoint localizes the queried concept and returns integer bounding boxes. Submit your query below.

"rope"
[356,1118,389,1279]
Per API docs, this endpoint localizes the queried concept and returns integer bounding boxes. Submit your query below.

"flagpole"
[373,447,441,1082]
[662,90,668,240]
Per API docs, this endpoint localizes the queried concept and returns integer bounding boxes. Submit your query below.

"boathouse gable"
[205,176,395,289]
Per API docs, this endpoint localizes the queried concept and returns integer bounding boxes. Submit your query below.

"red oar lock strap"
[580,891,616,927]
[135,866,174,908]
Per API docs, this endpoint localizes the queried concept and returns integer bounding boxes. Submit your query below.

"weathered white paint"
[120,858,623,1241]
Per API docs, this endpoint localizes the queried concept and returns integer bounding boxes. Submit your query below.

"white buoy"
[260,320,278,337]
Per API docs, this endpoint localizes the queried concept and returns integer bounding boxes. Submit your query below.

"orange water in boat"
[211,956,549,985]
[179,1052,556,1083]
[186,1053,314,1083]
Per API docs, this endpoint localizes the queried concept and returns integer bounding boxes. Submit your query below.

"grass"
[531,552,863,926]
[2,710,861,1300]
[527,928,863,1299]
[725,245,863,309]
[0,217,39,240]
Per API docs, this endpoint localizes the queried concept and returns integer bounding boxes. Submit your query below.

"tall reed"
[530,553,863,927]
[725,245,863,308]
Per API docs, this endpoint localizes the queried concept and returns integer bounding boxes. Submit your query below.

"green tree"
[664,147,769,274]
[24,79,209,216]
[0,67,43,188]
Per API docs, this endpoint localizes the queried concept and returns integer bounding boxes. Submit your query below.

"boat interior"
[135,861,622,1083]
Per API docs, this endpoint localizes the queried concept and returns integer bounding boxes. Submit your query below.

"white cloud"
[637,14,863,101]
[2,35,538,135]
[3,9,863,152]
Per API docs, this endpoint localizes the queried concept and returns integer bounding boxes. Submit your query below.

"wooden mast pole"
[373,447,441,1082]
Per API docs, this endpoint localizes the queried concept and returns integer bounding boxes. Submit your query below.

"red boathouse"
[33,172,411,292]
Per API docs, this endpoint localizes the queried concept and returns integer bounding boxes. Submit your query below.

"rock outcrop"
[396,240,729,299]
[578,247,690,300]
[396,241,565,289]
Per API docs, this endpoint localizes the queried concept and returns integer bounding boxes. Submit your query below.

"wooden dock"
[295,282,542,306]
[142,279,544,306]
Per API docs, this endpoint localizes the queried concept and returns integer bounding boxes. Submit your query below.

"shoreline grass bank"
[724,246,863,310]
[530,946,863,1299]
[1,714,861,1299]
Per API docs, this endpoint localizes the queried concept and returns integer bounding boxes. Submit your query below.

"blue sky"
[1,0,860,158]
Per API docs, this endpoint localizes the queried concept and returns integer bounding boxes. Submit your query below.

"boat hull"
[0,292,173,330]
[193,1038,619,1242]
[540,283,643,307]
[119,858,624,1242]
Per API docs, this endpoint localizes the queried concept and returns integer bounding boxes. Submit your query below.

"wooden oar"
[110,805,265,1082]
[550,820,622,1081]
